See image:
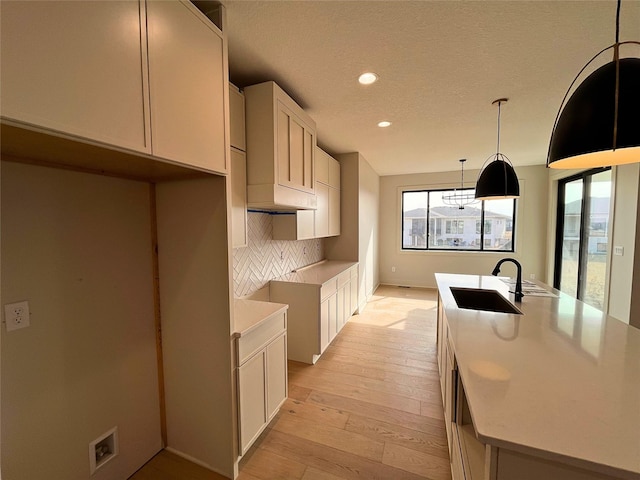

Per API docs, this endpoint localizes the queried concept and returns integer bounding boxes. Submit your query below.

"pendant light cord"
[615,0,620,44]
[496,101,502,154]
[613,0,621,149]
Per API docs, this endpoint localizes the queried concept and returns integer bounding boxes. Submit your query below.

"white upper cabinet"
[229,84,246,151]
[231,148,248,248]
[244,81,317,210]
[147,0,227,174]
[229,84,248,248]
[0,1,149,152]
[0,0,228,176]
[314,147,341,237]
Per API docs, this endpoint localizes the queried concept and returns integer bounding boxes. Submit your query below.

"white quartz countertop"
[435,273,640,479]
[233,298,288,338]
[271,260,357,286]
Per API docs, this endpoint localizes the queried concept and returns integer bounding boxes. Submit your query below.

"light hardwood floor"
[131,285,450,480]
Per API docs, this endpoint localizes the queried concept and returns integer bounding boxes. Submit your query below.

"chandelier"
[442,159,479,209]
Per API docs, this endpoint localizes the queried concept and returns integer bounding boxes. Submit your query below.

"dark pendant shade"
[547,57,640,169]
[475,158,520,200]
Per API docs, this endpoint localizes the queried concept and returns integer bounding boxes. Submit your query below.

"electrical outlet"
[392,266,396,273]
[530,273,535,280]
[4,301,30,332]
[614,246,624,256]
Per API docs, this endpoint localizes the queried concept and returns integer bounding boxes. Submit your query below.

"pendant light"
[443,159,479,209]
[547,0,640,169]
[475,99,520,201]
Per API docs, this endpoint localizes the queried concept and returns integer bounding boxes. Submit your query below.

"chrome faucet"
[492,257,524,302]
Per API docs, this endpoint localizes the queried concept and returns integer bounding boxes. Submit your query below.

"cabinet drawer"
[237,312,286,365]
[337,270,350,288]
[321,279,337,301]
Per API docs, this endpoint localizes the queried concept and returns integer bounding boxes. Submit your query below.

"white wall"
[1,161,162,480]
[358,155,380,303]
[232,212,324,298]
[378,165,549,288]
[607,164,639,323]
[326,152,380,309]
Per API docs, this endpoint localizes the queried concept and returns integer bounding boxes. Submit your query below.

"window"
[402,188,516,251]
[446,220,464,234]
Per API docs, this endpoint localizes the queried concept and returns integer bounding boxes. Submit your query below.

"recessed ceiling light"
[378,121,392,128]
[358,72,378,85]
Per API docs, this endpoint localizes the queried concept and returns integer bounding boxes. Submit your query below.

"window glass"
[483,198,515,251]
[402,189,516,252]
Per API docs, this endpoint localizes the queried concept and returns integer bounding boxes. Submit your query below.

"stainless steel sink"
[450,287,523,315]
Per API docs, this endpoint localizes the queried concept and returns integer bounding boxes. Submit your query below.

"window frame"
[401,187,517,253]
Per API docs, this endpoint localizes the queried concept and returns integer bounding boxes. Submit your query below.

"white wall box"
[0,0,229,180]
[270,261,357,364]
[244,81,317,210]
[234,299,288,455]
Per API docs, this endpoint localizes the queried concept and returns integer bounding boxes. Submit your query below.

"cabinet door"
[328,156,341,189]
[231,148,248,248]
[329,187,341,236]
[443,340,456,450]
[314,183,330,238]
[328,293,338,343]
[277,103,314,193]
[321,292,339,350]
[350,273,358,315]
[0,1,148,152]
[315,147,330,185]
[147,1,226,173]
[266,334,287,419]
[337,285,346,332]
[229,84,246,151]
[238,352,267,454]
[450,426,465,480]
[320,297,331,352]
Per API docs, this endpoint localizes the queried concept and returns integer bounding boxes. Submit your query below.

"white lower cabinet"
[322,292,338,352]
[270,262,357,364]
[266,334,287,415]
[238,351,267,454]
[235,306,287,456]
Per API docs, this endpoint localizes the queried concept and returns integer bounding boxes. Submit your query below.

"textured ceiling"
[223,1,640,176]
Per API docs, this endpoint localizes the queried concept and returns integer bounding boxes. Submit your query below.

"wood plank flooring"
[130,285,449,480]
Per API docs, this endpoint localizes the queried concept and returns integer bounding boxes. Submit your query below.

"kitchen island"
[435,273,640,480]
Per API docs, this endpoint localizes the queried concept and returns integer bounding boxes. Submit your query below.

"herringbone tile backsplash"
[233,212,324,297]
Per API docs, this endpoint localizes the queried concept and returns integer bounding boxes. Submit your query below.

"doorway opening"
[554,168,612,310]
